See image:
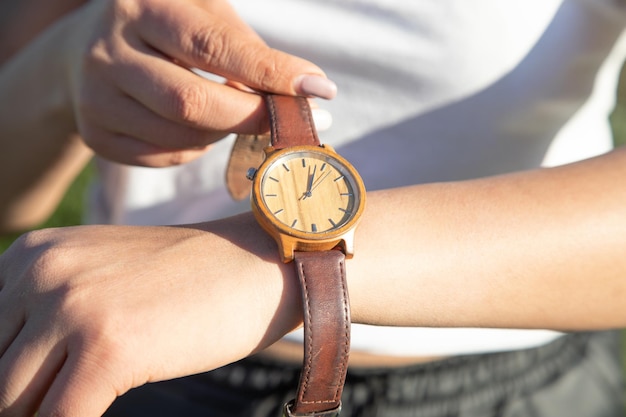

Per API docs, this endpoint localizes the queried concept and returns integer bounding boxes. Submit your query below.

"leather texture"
[261,94,351,416]
[225,133,270,200]
[225,95,319,200]
[290,251,350,416]
[265,95,320,149]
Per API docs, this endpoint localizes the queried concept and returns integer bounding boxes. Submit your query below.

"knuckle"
[136,151,187,167]
[8,229,75,294]
[133,148,207,167]
[240,46,290,93]
[71,313,126,359]
[82,38,111,72]
[166,150,187,166]
[12,229,61,264]
[12,229,49,251]
[27,247,72,294]
[253,52,284,91]
[190,25,229,67]
[82,2,134,68]
[168,81,211,126]
[109,0,141,21]
[65,313,137,391]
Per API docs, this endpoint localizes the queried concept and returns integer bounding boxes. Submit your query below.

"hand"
[0,216,301,417]
[62,0,336,167]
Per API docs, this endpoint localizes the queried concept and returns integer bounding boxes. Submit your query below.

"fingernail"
[294,75,337,99]
[312,108,333,132]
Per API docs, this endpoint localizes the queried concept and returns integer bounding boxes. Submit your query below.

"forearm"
[190,146,626,343]
[0,11,92,233]
[2,148,623,414]
[0,0,86,63]
[347,146,626,330]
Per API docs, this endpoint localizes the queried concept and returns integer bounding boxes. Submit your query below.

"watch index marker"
[249,95,364,416]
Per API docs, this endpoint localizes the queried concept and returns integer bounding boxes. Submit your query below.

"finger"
[81,81,230,149]
[135,0,336,98]
[87,100,331,162]
[38,344,123,417]
[0,241,20,289]
[223,80,334,132]
[0,250,27,358]
[0,297,25,358]
[191,0,262,40]
[80,122,210,167]
[0,322,67,417]
[99,41,270,134]
[224,79,257,94]
[93,58,269,135]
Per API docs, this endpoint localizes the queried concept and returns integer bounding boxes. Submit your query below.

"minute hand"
[308,170,332,194]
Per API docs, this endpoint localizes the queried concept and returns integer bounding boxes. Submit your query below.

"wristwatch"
[247,94,366,417]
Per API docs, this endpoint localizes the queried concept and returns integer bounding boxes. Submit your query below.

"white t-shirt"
[89,0,626,356]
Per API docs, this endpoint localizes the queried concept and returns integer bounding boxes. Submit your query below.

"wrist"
[198,213,304,353]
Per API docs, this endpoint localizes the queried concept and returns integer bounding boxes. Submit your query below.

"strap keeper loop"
[283,400,342,417]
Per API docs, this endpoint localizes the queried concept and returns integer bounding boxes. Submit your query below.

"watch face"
[258,147,362,236]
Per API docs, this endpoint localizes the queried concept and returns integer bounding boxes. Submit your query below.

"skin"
[0,0,331,233]
[1,0,626,416]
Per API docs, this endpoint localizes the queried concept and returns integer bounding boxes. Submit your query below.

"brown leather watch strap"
[287,250,350,417]
[259,94,350,417]
[225,133,270,200]
[225,95,319,200]
[265,94,320,149]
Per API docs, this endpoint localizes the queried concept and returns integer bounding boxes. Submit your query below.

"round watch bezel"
[251,145,366,242]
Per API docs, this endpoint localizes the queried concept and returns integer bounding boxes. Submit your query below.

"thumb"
[138,0,337,99]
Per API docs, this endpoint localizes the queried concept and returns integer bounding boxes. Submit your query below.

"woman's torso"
[90,0,626,357]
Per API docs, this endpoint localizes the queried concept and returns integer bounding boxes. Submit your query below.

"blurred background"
[2,62,626,386]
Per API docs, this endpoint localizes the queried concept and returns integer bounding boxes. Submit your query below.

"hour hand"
[302,164,317,199]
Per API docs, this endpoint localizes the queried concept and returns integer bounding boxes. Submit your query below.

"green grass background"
[0,162,95,252]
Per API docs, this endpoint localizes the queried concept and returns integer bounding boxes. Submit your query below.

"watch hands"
[308,170,332,194]
[301,164,317,200]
